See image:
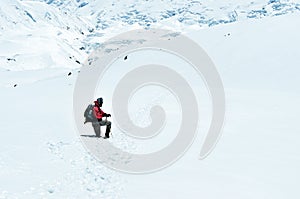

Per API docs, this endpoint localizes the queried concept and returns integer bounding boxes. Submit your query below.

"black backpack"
[84,104,95,123]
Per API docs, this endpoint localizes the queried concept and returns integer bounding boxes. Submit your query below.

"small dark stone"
[79,47,85,50]
[14,84,17,87]
[124,55,128,60]
[75,60,81,64]
[7,58,16,61]
[68,72,72,76]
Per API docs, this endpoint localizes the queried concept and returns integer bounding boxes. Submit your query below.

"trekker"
[92,97,112,138]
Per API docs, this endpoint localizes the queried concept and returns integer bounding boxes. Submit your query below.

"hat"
[97,97,103,104]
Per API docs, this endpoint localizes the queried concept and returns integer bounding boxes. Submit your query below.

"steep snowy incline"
[0,0,91,71]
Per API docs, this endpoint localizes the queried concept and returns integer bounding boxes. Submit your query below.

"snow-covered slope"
[124,12,300,199]
[1,0,300,71]
[1,0,300,198]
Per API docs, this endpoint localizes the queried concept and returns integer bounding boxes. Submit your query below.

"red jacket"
[93,102,106,120]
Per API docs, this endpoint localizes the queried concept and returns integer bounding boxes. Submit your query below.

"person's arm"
[101,109,111,117]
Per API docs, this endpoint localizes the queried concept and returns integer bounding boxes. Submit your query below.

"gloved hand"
[106,114,111,117]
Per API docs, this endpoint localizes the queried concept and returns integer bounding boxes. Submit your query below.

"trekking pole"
[109,116,113,138]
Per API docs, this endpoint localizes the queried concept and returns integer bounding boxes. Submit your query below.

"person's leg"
[105,121,111,138]
[92,122,101,137]
[99,120,111,138]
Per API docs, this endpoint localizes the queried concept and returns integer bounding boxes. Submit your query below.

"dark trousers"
[92,120,111,138]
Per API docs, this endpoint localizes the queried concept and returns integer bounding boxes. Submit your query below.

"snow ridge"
[0,0,299,71]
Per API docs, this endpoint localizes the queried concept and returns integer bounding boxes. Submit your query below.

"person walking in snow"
[92,97,111,138]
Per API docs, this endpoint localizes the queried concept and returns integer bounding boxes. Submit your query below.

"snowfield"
[1,0,300,198]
